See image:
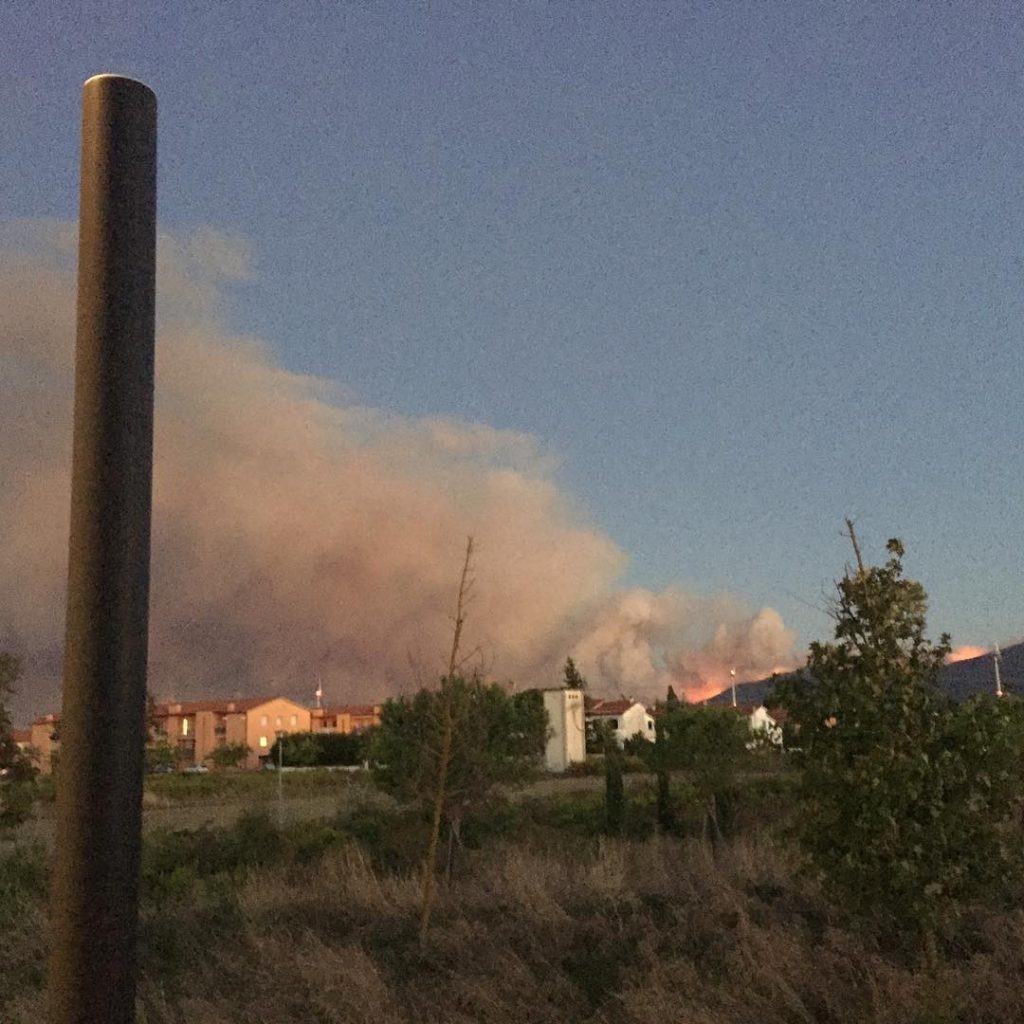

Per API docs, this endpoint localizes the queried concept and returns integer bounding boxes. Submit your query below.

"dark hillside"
[705,642,1022,706]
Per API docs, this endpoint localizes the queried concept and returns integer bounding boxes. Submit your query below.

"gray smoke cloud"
[0,221,796,723]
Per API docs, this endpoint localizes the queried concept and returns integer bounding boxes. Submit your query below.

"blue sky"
[6,1,1024,654]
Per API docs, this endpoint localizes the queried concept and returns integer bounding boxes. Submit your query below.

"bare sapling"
[419,536,475,949]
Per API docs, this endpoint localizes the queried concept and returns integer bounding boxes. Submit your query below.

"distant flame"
[683,662,797,705]
[948,645,988,664]
[685,680,727,704]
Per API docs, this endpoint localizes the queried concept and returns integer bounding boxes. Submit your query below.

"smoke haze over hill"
[0,222,796,723]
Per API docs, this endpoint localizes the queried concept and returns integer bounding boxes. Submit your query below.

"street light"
[276,729,285,829]
[50,73,157,1024]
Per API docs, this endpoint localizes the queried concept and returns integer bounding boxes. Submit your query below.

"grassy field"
[3,769,379,846]
[2,767,666,847]
[4,771,1023,1023]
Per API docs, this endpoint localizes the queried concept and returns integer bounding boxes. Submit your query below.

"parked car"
[180,764,209,775]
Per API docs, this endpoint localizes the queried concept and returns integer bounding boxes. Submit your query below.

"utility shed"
[542,688,586,772]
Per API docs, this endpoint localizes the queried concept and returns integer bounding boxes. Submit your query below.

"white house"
[586,697,655,747]
[542,688,587,772]
[736,704,785,748]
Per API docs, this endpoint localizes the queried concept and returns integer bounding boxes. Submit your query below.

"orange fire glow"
[684,680,728,703]
[682,662,798,704]
[948,645,988,664]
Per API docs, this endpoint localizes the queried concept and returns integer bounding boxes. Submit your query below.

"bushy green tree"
[145,739,176,773]
[595,721,626,835]
[775,535,1024,951]
[267,732,320,767]
[604,750,625,836]
[0,653,37,829]
[267,731,370,768]
[652,696,673,832]
[207,741,251,770]
[372,673,547,945]
[371,678,546,831]
[313,730,370,766]
[652,703,750,843]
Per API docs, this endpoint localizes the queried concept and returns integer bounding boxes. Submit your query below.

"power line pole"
[49,74,157,1024]
[277,729,285,829]
[845,517,865,574]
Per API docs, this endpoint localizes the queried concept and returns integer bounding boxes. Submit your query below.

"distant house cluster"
[585,696,656,745]
[542,688,784,773]
[16,686,784,777]
[22,696,382,773]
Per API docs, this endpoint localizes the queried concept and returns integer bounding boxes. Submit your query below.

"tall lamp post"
[276,729,285,829]
[49,74,157,1024]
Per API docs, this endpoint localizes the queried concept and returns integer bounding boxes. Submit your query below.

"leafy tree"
[267,732,320,767]
[653,690,674,832]
[370,674,546,938]
[267,730,370,768]
[375,537,547,948]
[207,741,251,770]
[371,678,546,831]
[604,753,625,836]
[563,656,587,691]
[1,653,37,829]
[652,703,750,843]
[313,730,370,766]
[596,721,626,835]
[775,531,1024,954]
[145,739,176,773]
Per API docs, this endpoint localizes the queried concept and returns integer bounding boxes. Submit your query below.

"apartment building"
[310,704,381,734]
[28,713,60,773]
[26,696,316,773]
[153,697,312,769]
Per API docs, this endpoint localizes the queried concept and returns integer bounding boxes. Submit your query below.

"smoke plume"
[0,221,796,723]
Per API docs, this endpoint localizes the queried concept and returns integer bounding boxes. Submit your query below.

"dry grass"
[131,836,1024,1024]
[5,803,1024,1023]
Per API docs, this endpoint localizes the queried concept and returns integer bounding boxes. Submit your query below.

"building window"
[259,736,268,748]
[290,714,297,726]
[260,715,268,727]
[181,719,189,736]
[608,719,618,730]
[276,716,282,727]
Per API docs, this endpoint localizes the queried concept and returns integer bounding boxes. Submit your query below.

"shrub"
[776,536,1024,952]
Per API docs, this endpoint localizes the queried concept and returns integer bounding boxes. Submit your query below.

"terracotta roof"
[12,728,31,744]
[586,698,638,717]
[31,712,60,726]
[153,696,300,716]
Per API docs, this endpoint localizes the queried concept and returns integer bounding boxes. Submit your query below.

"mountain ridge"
[704,642,1022,707]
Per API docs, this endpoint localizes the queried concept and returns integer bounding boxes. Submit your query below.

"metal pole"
[49,74,157,1024]
[277,730,284,828]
